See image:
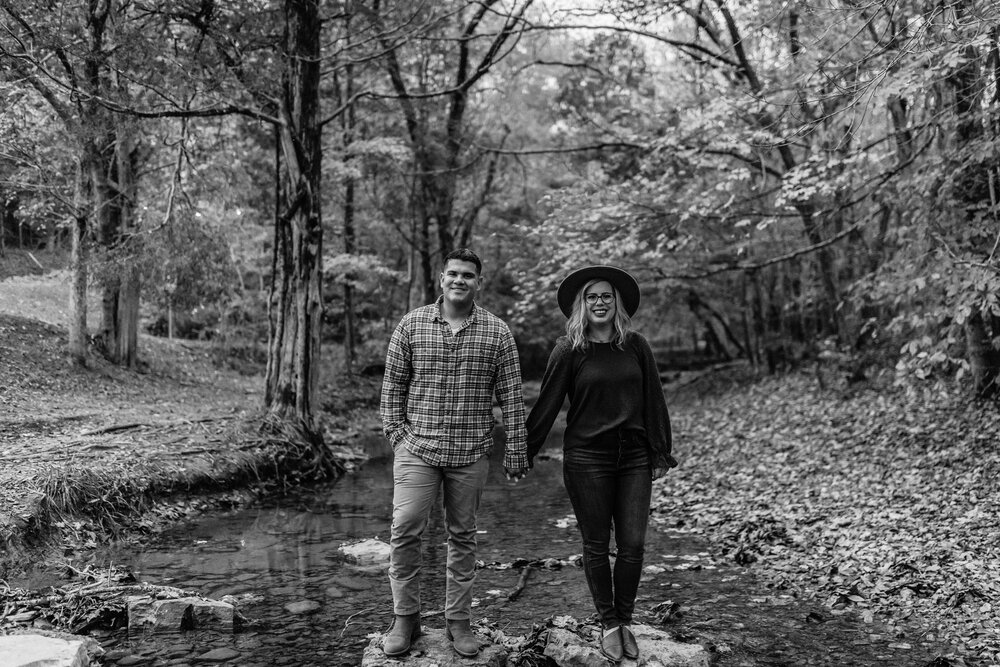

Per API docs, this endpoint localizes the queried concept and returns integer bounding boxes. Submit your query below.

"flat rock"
[127,595,235,633]
[544,625,710,667]
[0,633,90,667]
[361,627,505,666]
[340,538,391,569]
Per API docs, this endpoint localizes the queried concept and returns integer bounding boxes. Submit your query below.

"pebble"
[284,600,321,615]
[325,586,345,598]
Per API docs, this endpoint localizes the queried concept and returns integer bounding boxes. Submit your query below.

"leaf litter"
[657,372,1000,665]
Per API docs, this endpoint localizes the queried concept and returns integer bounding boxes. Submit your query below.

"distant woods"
[2,0,1000,438]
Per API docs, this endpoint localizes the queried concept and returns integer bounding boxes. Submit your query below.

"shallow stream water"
[26,428,951,666]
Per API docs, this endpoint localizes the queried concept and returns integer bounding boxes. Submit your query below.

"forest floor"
[659,367,1000,666]
[0,250,998,665]
[0,250,381,568]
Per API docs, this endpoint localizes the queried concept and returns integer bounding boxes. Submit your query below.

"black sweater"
[525,331,676,470]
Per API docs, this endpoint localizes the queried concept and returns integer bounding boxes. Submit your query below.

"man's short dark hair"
[444,248,482,275]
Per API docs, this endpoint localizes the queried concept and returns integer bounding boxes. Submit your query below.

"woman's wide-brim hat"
[556,265,641,318]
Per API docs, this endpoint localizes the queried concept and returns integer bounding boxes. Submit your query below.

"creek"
[18,427,948,666]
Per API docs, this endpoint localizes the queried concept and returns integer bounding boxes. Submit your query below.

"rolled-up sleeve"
[380,319,411,449]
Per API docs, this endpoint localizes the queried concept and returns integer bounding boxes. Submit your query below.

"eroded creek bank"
[8,432,949,666]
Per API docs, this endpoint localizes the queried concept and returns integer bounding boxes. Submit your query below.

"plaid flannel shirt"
[380,297,528,469]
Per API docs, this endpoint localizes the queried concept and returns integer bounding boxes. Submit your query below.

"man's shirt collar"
[432,295,478,326]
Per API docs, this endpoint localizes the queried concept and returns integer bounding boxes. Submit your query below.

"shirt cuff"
[384,423,407,449]
[503,450,528,470]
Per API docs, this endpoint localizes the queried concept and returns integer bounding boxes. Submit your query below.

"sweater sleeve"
[525,337,573,466]
[633,333,678,471]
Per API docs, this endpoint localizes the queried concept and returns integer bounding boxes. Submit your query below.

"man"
[379,248,529,658]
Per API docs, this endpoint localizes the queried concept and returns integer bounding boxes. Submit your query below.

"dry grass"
[0,260,373,576]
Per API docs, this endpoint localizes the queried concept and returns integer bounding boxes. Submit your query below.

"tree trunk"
[686,290,745,359]
[965,312,1000,397]
[264,0,326,444]
[69,213,89,366]
[341,54,357,374]
[69,138,90,366]
[0,189,6,258]
[114,129,140,367]
[419,211,434,305]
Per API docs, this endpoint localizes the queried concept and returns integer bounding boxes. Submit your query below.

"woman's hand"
[651,466,669,480]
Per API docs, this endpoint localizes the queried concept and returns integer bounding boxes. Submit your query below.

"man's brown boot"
[446,618,480,657]
[383,612,421,657]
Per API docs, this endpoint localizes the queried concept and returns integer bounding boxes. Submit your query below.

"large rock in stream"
[361,627,506,666]
[126,595,236,633]
[544,624,710,667]
[340,538,391,570]
[0,632,98,667]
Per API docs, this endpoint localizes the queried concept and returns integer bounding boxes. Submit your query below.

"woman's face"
[583,280,617,328]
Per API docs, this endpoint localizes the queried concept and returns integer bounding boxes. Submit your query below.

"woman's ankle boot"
[621,625,639,660]
[383,612,421,657]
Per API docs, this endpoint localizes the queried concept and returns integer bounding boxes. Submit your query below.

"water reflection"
[91,430,605,666]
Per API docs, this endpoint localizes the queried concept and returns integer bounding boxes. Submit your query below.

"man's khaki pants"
[388,446,490,620]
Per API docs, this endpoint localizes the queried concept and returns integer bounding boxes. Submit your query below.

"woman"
[526,265,677,663]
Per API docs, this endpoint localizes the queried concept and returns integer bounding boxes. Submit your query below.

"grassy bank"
[0,261,379,573]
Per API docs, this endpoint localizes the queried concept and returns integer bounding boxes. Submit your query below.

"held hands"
[504,467,528,483]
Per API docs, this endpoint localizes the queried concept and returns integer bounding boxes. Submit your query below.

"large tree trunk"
[90,134,139,368]
[82,0,140,368]
[264,0,326,446]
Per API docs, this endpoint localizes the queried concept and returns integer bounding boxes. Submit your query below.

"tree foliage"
[3,0,1000,413]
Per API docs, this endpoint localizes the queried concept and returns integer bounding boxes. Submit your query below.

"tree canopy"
[2,0,999,428]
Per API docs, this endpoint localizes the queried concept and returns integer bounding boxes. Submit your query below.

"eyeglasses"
[584,292,616,305]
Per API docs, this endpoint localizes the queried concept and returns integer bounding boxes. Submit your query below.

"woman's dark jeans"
[563,430,651,628]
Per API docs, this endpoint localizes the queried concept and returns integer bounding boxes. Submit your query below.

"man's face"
[440,259,481,309]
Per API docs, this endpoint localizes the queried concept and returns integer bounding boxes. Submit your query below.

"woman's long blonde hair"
[565,279,632,351]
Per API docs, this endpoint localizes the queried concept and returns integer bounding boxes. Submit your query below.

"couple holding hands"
[379,248,677,662]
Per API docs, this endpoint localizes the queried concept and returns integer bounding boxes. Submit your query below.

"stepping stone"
[0,634,90,667]
[361,627,505,666]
